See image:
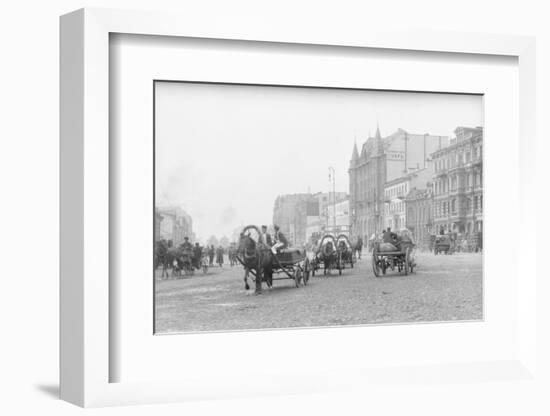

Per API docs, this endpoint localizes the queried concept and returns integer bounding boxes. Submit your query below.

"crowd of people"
[155,237,240,275]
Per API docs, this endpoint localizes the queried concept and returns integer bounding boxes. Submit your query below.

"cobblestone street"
[155,251,482,333]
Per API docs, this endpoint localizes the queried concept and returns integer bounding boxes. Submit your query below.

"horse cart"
[336,234,355,270]
[371,241,415,277]
[434,235,453,255]
[311,234,342,276]
[236,225,310,292]
[174,247,195,277]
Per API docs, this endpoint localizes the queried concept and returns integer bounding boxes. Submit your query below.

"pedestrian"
[216,245,224,267]
[208,244,215,266]
[192,242,202,270]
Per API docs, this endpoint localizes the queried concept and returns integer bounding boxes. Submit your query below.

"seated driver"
[271,224,288,254]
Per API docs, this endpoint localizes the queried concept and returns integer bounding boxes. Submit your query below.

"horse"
[321,241,337,275]
[154,240,172,279]
[237,231,273,294]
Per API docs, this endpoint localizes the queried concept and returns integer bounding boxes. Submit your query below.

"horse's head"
[238,232,256,254]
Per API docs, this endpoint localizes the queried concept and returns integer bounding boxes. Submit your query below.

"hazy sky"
[155,82,482,242]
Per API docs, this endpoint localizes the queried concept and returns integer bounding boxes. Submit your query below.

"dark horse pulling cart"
[371,240,415,277]
[336,234,355,270]
[311,234,342,276]
[236,225,310,293]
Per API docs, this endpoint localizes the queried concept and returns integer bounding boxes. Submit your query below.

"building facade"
[274,192,348,245]
[405,187,434,250]
[384,167,432,231]
[155,209,163,242]
[157,206,194,245]
[326,198,350,235]
[273,193,316,245]
[349,126,448,241]
[431,126,483,236]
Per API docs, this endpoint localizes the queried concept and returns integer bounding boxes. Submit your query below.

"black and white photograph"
[153,81,484,334]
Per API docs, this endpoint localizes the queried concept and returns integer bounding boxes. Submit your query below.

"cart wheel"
[303,258,310,285]
[372,251,380,277]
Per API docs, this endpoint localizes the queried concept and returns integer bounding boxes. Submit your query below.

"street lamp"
[328,166,336,232]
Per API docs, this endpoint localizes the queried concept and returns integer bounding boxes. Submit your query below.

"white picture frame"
[60,8,538,408]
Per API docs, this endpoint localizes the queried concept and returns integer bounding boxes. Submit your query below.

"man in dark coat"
[216,245,224,266]
[192,242,202,270]
[382,227,397,244]
[208,245,215,266]
[180,236,193,252]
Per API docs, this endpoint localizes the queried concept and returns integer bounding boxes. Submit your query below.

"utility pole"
[328,166,336,232]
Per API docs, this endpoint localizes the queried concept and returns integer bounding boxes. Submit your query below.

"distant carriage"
[236,225,310,292]
[434,234,453,255]
[227,244,238,266]
[371,239,415,277]
[174,246,195,276]
[311,234,342,276]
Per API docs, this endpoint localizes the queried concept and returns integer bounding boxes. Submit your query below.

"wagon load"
[378,243,399,252]
[276,248,306,265]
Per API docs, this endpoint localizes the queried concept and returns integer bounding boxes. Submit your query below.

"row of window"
[385,200,405,215]
[434,145,482,172]
[435,195,483,218]
[434,171,482,195]
[407,205,432,224]
[385,182,408,199]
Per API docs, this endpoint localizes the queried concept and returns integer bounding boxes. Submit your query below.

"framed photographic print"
[60,8,538,408]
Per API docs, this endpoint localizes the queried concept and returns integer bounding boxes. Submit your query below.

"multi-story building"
[349,126,448,241]
[431,126,483,236]
[274,192,348,245]
[157,206,194,245]
[383,167,432,231]
[405,187,434,250]
[273,193,316,245]
[155,208,163,242]
[326,198,350,235]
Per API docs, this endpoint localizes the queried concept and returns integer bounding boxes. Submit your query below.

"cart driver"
[260,225,273,247]
[382,227,397,244]
[180,236,193,252]
[271,225,288,254]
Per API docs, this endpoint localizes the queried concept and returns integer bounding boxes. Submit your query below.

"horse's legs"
[255,267,262,294]
[265,268,273,289]
[244,268,250,291]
